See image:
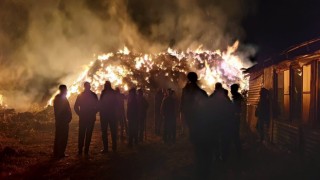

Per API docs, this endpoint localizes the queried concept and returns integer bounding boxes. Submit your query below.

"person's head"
[231,84,240,94]
[104,81,112,90]
[187,72,198,83]
[59,84,67,96]
[215,82,223,90]
[84,82,91,91]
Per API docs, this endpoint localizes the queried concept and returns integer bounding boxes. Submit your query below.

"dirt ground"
[1,116,320,180]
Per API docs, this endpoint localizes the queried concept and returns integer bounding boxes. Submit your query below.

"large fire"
[48,41,249,105]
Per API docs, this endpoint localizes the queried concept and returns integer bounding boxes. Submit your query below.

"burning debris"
[49,41,249,104]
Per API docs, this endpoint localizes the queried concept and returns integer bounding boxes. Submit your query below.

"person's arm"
[66,100,72,123]
[94,93,99,114]
[74,95,80,116]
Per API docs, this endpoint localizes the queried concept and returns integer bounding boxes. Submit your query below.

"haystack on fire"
[0,0,255,110]
[48,40,249,105]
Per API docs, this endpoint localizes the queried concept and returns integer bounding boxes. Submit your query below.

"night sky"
[243,0,320,60]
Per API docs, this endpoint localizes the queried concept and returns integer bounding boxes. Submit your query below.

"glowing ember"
[48,41,249,105]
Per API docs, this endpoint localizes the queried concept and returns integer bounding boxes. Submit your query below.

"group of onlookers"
[154,88,178,144]
[52,71,272,179]
[179,72,244,178]
[53,81,148,158]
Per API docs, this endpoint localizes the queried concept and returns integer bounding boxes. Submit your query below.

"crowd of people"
[53,71,247,178]
[53,81,149,158]
[179,72,244,178]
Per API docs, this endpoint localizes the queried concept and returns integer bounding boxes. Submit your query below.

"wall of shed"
[246,58,320,158]
[246,72,263,132]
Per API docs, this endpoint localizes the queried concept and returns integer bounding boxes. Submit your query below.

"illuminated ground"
[1,115,319,180]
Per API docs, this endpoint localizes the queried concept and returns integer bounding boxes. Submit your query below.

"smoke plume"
[0,0,255,110]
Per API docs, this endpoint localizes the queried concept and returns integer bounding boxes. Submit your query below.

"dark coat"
[127,94,138,122]
[99,88,117,119]
[54,94,72,125]
[74,90,98,121]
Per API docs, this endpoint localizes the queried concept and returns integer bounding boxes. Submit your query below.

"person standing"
[137,89,149,142]
[230,83,243,157]
[154,89,164,135]
[161,89,177,143]
[100,81,118,153]
[180,72,212,178]
[127,88,139,147]
[53,84,72,158]
[115,87,127,141]
[209,83,234,161]
[74,82,98,155]
[255,88,270,142]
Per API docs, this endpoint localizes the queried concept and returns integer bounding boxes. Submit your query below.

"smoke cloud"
[0,0,255,110]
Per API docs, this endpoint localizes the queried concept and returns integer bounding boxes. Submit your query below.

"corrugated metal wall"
[247,71,263,132]
[304,129,320,159]
[273,121,299,151]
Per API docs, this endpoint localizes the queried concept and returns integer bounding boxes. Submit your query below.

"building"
[245,38,320,158]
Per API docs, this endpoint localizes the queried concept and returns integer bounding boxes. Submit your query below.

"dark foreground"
[1,118,320,180]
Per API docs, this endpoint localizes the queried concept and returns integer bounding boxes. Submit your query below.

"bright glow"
[47,41,249,106]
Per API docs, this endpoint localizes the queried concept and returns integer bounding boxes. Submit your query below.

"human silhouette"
[231,84,243,156]
[100,81,118,153]
[53,84,72,158]
[161,89,177,143]
[256,88,270,142]
[74,82,98,155]
[137,89,149,142]
[154,88,164,135]
[127,88,139,147]
[115,88,127,140]
[209,82,233,161]
[181,72,213,178]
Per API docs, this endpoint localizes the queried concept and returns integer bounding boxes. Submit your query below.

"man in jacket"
[74,82,98,155]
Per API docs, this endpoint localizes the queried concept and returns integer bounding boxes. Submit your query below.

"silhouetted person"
[256,88,270,142]
[115,88,127,140]
[161,89,177,143]
[137,89,149,142]
[181,72,212,178]
[209,82,233,161]
[230,84,243,157]
[53,85,72,158]
[100,81,118,153]
[155,88,164,135]
[74,82,98,155]
[213,82,230,100]
[127,88,139,147]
